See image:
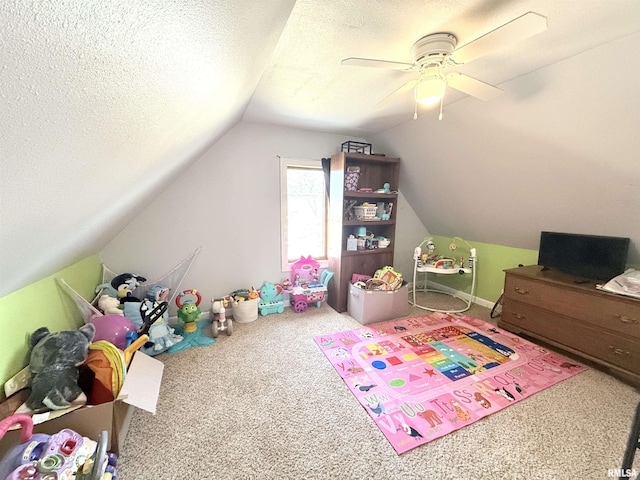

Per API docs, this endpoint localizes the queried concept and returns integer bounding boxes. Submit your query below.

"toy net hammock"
[57,247,201,323]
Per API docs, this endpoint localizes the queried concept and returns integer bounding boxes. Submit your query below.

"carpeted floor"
[117,292,640,479]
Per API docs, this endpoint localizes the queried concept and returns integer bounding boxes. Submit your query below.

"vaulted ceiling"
[2,0,639,297]
[245,0,640,133]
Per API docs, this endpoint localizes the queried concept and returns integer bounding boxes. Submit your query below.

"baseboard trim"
[185,287,495,322]
[422,280,494,309]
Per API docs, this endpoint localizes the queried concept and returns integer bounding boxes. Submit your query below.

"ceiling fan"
[342,12,548,119]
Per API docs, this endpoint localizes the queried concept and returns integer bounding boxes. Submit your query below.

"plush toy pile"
[19,272,183,414]
[92,273,183,356]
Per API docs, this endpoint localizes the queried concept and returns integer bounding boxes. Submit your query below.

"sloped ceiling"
[2,0,640,298]
[244,0,640,134]
[369,30,640,266]
[0,0,296,297]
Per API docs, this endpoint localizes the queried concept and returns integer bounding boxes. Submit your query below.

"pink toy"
[89,314,137,349]
[290,286,327,313]
[0,414,45,478]
[290,256,321,286]
[289,256,331,313]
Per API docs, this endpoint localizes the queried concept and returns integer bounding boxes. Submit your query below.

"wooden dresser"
[499,265,640,385]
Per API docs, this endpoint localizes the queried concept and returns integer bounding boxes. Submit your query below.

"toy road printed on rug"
[314,313,586,454]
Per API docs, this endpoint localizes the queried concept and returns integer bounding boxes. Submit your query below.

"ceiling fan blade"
[446,72,502,101]
[341,57,414,70]
[450,12,548,64]
[375,79,419,109]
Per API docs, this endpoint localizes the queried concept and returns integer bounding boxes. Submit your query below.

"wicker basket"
[353,205,377,219]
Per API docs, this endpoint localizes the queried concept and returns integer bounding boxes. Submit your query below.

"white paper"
[599,269,640,299]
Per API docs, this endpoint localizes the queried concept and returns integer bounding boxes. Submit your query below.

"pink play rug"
[314,312,586,454]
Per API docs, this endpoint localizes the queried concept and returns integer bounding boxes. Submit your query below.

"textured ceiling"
[1,0,640,297]
[244,0,640,134]
[0,0,296,296]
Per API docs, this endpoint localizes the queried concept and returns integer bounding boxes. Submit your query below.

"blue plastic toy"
[258,281,284,316]
[168,289,215,353]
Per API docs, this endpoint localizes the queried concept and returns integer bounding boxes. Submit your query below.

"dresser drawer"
[504,275,640,338]
[501,299,640,374]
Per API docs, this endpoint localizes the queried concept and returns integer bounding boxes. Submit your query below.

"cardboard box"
[0,351,163,456]
[347,282,409,325]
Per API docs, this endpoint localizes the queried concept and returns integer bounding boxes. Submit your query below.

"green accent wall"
[426,236,539,304]
[0,255,102,396]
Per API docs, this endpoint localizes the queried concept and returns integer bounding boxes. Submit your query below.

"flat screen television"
[537,231,630,281]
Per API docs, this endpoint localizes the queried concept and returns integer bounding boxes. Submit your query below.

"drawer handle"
[609,346,631,357]
[514,286,529,295]
[511,312,526,320]
[614,314,639,325]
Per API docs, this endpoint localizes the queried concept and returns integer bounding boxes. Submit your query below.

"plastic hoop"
[176,289,202,309]
[0,414,34,443]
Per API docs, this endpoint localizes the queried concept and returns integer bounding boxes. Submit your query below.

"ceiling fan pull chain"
[413,100,418,120]
[438,86,446,120]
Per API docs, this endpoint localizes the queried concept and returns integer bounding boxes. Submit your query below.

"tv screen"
[537,231,630,281]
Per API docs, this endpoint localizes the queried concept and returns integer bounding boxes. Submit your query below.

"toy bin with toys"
[0,318,163,460]
[347,266,408,325]
[0,350,163,457]
[228,288,259,323]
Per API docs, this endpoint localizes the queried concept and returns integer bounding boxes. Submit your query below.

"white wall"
[393,191,430,278]
[370,31,640,266]
[101,122,426,311]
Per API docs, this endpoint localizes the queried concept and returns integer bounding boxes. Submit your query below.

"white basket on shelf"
[354,205,377,219]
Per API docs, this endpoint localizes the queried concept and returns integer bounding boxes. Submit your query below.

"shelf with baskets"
[327,151,400,312]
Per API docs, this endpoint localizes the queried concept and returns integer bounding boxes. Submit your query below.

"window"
[280,157,328,271]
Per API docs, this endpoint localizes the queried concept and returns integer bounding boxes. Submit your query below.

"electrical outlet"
[4,365,31,398]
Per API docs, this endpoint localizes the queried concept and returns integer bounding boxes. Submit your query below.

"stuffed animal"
[94,282,117,299]
[26,324,95,413]
[110,273,147,303]
[122,298,168,334]
[97,294,123,316]
[134,285,183,356]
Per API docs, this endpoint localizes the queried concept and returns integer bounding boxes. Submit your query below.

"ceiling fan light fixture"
[415,77,445,106]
